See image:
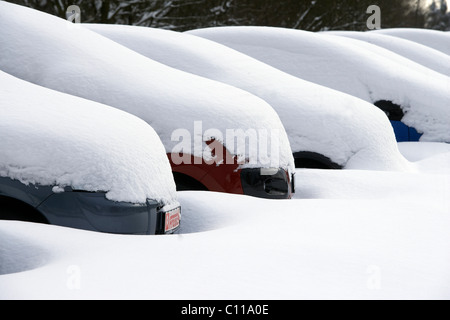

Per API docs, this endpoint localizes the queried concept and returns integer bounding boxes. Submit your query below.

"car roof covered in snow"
[85,24,411,171]
[325,31,450,77]
[0,2,293,172]
[188,26,450,144]
[0,70,177,206]
[372,28,450,56]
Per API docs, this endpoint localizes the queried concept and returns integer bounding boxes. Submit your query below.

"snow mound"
[0,227,50,275]
[398,142,450,162]
[1,143,449,299]
[373,28,450,56]
[0,70,177,205]
[326,31,450,77]
[85,24,409,171]
[1,150,450,300]
[0,2,293,172]
[189,27,450,143]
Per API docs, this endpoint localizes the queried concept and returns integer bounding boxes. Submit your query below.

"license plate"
[164,207,181,233]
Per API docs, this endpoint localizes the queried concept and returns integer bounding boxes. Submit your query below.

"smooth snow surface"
[0,143,449,299]
[86,24,410,171]
[189,27,450,144]
[398,142,450,162]
[0,2,294,172]
[0,71,177,205]
[373,28,450,56]
[326,31,450,77]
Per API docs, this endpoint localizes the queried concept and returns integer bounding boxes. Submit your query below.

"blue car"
[375,100,423,142]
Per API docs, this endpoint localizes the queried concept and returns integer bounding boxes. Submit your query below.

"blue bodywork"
[374,101,423,143]
[391,121,423,142]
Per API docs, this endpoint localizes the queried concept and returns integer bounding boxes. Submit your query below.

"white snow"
[0,2,294,172]
[398,142,450,162]
[0,70,177,206]
[0,142,449,299]
[85,24,410,171]
[373,28,450,56]
[1,5,449,300]
[325,31,450,77]
[188,27,450,144]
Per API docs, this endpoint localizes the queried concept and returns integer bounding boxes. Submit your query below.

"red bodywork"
[167,139,244,194]
[167,139,293,198]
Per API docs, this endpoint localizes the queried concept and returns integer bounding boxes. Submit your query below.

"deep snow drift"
[85,24,410,171]
[0,2,294,172]
[189,27,450,143]
[0,70,177,205]
[0,143,449,299]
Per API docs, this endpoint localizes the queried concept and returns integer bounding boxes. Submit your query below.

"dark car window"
[374,100,404,121]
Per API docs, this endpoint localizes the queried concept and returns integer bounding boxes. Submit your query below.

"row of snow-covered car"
[1,2,449,234]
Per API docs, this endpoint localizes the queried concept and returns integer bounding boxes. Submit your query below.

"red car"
[170,139,294,199]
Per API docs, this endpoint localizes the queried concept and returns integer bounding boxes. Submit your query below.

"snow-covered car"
[0,2,295,199]
[84,24,410,171]
[325,31,450,77]
[189,27,450,144]
[0,70,180,235]
[324,30,450,141]
[372,28,450,56]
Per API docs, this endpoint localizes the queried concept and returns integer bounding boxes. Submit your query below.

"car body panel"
[391,121,423,142]
[168,140,293,198]
[0,177,179,235]
[0,176,53,208]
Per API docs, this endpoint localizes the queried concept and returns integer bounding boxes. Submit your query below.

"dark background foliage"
[5,0,450,31]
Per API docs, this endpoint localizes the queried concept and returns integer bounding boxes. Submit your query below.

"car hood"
[0,70,177,206]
